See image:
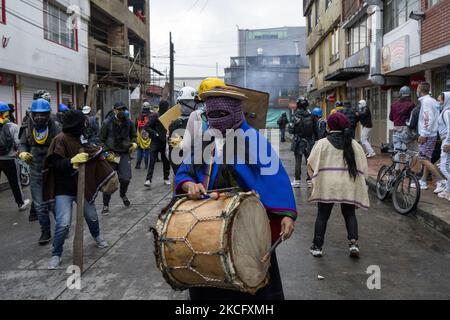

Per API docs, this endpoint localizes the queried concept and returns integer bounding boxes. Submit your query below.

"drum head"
[231,196,271,289]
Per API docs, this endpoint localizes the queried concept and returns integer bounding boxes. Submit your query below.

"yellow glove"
[106,152,116,163]
[70,153,89,169]
[169,134,183,148]
[19,152,33,164]
[129,142,138,154]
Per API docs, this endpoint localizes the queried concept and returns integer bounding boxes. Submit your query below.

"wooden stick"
[73,153,85,272]
[173,187,240,199]
[260,236,284,264]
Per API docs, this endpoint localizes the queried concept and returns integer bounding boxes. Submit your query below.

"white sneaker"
[144,180,151,188]
[291,180,301,188]
[19,199,31,211]
[164,179,171,186]
[433,180,447,194]
[412,180,428,190]
[95,235,109,249]
[367,152,376,158]
[437,191,450,201]
[48,256,61,270]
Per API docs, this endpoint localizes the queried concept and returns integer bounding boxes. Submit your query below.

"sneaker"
[412,180,428,190]
[48,256,61,270]
[95,235,109,249]
[433,180,447,194]
[437,191,450,201]
[121,196,131,207]
[18,199,31,211]
[102,206,110,216]
[349,241,360,258]
[164,179,171,186]
[144,180,151,188]
[309,245,323,257]
[367,152,376,158]
[291,180,301,188]
[38,230,52,246]
[307,180,312,188]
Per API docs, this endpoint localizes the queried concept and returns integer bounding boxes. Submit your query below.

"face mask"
[180,101,196,116]
[31,113,50,130]
[117,110,127,121]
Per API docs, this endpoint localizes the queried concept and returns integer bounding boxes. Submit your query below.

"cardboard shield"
[226,85,269,129]
[159,104,182,130]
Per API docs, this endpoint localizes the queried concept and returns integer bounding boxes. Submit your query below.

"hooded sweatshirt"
[438,92,450,146]
[418,94,439,137]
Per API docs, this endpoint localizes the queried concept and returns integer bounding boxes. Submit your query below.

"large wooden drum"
[152,192,272,294]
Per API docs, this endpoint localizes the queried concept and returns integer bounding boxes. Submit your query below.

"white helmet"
[82,106,91,115]
[358,100,367,108]
[177,86,197,102]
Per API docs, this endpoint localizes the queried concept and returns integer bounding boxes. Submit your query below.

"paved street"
[0,143,449,300]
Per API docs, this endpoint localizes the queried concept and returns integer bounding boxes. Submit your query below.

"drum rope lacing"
[158,194,243,287]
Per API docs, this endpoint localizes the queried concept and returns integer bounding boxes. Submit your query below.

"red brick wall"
[421,0,450,54]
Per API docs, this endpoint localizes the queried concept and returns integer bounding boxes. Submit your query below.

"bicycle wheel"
[376,165,394,201]
[21,173,30,187]
[392,171,420,215]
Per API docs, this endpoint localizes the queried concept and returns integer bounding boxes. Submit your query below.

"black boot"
[38,230,52,246]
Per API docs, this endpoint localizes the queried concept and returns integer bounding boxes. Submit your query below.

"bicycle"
[376,148,420,215]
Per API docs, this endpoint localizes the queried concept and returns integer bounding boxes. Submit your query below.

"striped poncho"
[307,138,370,209]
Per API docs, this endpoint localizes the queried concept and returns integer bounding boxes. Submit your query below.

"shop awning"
[324,66,369,81]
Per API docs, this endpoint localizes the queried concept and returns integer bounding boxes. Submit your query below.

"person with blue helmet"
[19,98,61,245]
[312,107,327,139]
[0,101,31,211]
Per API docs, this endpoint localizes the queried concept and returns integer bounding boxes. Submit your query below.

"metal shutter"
[20,77,58,115]
[0,85,14,104]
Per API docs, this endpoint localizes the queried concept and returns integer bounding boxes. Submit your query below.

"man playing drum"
[173,86,297,300]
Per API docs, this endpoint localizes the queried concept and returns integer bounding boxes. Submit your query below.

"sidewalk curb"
[367,177,450,239]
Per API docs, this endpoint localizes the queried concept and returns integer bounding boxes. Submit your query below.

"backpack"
[407,105,420,134]
[0,123,14,155]
[317,119,327,139]
[292,112,315,138]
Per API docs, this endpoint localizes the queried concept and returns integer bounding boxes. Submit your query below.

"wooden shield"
[226,85,269,130]
[159,104,182,130]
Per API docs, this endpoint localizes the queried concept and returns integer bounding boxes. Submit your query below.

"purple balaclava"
[205,96,244,133]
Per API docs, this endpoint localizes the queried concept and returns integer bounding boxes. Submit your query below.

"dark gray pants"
[103,153,131,206]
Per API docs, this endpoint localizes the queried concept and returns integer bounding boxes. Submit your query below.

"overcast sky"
[150,0,305,79]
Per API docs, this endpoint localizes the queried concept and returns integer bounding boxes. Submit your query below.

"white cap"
[82,106,91,115]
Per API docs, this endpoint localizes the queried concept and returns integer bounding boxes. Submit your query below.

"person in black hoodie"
[277,112,289,142]
[144,105,171,188]
[97,102,137,215]
[357,100,376,158]
[288,97,318,188]
[339,101,359,139]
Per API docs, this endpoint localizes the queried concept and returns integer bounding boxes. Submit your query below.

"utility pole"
[169,32,175,106]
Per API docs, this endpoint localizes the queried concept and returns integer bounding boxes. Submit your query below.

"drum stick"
[260,236,284,264]
[173,187,240,199]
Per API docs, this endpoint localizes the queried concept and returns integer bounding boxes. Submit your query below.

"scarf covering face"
[205,97,244,133]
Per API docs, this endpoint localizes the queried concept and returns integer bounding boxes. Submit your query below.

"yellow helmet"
[197,77,226,99]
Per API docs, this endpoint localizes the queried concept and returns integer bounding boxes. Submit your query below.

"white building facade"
[0,0,89,123]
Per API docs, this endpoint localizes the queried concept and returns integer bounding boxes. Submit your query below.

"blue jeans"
[136,148,150,168]
[30,171,50,232]
[52,195,100,257]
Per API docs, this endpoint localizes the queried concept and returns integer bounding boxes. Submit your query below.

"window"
[326,0,332,10]
[61,83,73,106]
[347,17,369,56]
[248,30,287,40]
[307,12,313,35]
[329,27,340,63]
[318,43,324,72]
[384,0,420,34]
[43,0,77,50]
[314,0,320,26]
[1,0,5,24]
[310,52,316,76]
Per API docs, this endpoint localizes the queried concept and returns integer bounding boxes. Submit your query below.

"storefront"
[0,72,16,108]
